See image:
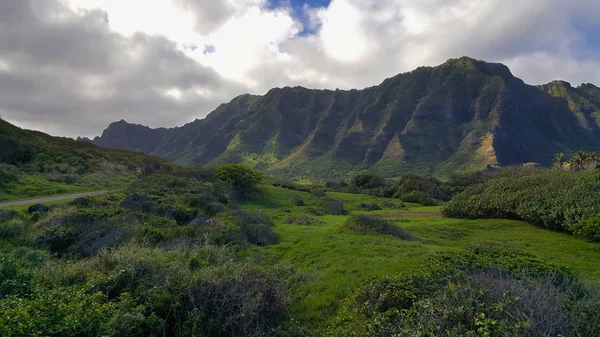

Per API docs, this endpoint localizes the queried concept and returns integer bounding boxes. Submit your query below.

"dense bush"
[0,209,17,222]
[292,195,305,206]
[320,196,345,215]
[215,164,263,188]
[344,215,413,240]
[394,174,444,200]
[350,173,387,190]
[272,180,309,192]
[357,202,382,211]
[0,246,291,337]
[398,191,440,206]
[285,215,325,226]
[213,210,278,246]
[440,170,498,199]
[443,169,600,238]
[329,248,600,337]
[571,215,600,242]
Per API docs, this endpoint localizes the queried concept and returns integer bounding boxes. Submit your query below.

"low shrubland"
[443,168,600,240]
[344,214,414,241]
[0,167,290,337]
[328,248,600,337]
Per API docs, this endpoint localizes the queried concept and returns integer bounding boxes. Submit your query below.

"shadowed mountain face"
[93,57,600,179]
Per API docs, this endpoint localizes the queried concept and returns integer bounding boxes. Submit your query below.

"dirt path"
[0,191,110,207]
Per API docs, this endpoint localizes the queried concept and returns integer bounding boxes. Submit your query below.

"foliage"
[350,173,388,190]
[215,164,263,188]
[394,174,444,200]
[0,119,174,202]
[442,168,600,239]
[572,214,600,242]
[285,215,325,226]
[329,248,600,337]
[357,202,382,211]
[344,215,413,241]
[398,191,440,206]
[320,196,345,215]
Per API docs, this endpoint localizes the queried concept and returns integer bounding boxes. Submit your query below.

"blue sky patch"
[268,0,331,35]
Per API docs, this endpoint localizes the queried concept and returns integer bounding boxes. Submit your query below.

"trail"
[0,190,110,207]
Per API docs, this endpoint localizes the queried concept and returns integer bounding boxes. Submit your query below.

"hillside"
[0,119,171,201]
[92,57,600,179]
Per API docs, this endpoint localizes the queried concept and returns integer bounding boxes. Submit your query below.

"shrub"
[362,185,398,198]
[358,203,382,211]
[310,188,327,198]
[394,174,444,200]
[272,180,309,192]
[293,195,305,206]
[399,191,440,206]
[307,207,323,216]
[350,173,387,190]
[284,215,325,226]
[35,226,78,255]
[381,200,405,209]
[215,164,263,188]
[332,249,600,337]
[213,210,278,246]
[320,196,345,215]
[571,215,600,242]
[0,209,17,222]
[324,181,349,189]
[442,169,600,238]
[0,220,23,240]
[344,214,413,240]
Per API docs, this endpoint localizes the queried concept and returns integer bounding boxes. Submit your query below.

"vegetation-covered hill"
[93,57,600,179]
[2,167,600,336]
[0,119,172,201]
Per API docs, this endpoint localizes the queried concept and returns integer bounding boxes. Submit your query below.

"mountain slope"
[92,57,600,179]
[0,119,171,201]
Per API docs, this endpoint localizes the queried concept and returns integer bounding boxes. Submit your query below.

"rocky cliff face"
[92,57,600,179]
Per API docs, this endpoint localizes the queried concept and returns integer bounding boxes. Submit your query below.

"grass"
[242,185,600,327]
[0,198,78,211]
[0,172,134,202]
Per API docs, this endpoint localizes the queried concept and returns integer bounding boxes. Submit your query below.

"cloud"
[1,0,600,137]
[0,0,244,137]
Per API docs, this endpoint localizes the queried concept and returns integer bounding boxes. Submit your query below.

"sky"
[0,0,599,138]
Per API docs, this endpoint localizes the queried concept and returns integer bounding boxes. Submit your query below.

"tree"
[584,152,599,170]
[569,151,586,171]
[553,152,566,169]
[215,164,263,188]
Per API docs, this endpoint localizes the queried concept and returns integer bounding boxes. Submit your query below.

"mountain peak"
[440,56,513,78]
[92,58,600,179]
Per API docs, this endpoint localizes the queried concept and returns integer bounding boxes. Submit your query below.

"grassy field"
[242,186,600,326]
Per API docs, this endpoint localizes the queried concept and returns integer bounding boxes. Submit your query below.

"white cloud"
[1,0,599,137]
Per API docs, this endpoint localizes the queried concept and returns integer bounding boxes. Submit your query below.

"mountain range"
[91,57,600,179]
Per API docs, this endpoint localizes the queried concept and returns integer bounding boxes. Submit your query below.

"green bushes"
[394,174,444,200]
[320,196,345,215]
[215,164,263,188]
[284,215,325,226]
[0,245,291,337]
[350,173,387,190]
[443,169,600,239]
[330,248,600,337]
[398,191,440,206]
[572,215,600,242]
[344,215,413,240]
[357,202,382,211]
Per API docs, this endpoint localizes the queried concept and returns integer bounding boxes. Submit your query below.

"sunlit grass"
[243,185,600,326]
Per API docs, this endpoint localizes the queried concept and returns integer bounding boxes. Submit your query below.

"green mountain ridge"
[92,57,600,179]
[0,118,172,201]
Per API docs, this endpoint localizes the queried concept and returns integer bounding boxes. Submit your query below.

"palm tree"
[570,151,586,171]
[584,152,599,170]
[553,152,566,169]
